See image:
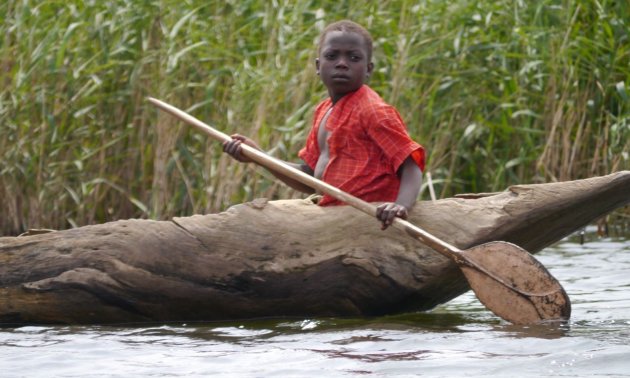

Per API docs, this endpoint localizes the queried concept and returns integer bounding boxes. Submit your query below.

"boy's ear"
[366,61,374,77]
[315,58,320,75]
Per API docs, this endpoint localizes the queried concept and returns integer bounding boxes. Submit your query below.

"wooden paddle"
[147,97,571,325]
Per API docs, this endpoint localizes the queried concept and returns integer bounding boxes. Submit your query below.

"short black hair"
[318,20,373,61]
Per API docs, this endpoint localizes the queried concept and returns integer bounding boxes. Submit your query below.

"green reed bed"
[1,0,628,235]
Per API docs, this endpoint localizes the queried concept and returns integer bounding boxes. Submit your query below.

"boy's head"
[318,20,373,62]
[316,20,374,102]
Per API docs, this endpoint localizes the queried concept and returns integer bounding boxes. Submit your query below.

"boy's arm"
[222,134,316,194]
[268,162,316,194]
[375,156,423,229]
[396,156,423,210]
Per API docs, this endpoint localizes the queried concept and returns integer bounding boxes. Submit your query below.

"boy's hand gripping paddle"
[147,97,571,325]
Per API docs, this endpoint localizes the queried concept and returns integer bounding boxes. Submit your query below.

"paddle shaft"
[147,97,464,261]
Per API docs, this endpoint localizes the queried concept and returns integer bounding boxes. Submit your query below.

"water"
[2,229,629,378]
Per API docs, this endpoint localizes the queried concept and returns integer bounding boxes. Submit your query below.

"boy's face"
[316,30,373,102]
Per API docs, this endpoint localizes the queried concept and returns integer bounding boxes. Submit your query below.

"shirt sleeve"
[298,101,328,170]
[365,104,425,173]
[298,125,319,170]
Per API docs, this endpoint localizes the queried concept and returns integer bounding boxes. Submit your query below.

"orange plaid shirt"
[299,85,425,206]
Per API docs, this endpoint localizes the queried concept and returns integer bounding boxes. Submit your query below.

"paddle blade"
[459,241,571,325]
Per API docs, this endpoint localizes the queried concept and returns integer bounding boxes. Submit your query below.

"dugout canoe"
[0,171,629,326]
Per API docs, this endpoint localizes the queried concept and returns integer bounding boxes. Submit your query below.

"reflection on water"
[1,229,629,377]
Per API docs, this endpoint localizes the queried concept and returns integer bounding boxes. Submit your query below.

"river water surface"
[2,227,629,377]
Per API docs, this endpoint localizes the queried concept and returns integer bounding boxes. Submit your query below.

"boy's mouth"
[331,74,350,81]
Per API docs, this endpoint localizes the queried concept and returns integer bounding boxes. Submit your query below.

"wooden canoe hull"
[0,171,628,325]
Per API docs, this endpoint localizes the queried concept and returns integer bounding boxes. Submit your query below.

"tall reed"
[1,0,628,235]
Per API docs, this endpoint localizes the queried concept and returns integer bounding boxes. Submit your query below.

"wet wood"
[1,171,629,325]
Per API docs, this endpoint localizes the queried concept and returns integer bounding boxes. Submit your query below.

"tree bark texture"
[1,171,629,325]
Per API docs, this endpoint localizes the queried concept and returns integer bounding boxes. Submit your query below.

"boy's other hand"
[375,202,409,230]
[222,134,261,163]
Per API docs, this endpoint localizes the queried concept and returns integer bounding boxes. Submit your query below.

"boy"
[223,20,425,229]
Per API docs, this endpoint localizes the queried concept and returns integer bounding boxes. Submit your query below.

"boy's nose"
[335,58,349,68]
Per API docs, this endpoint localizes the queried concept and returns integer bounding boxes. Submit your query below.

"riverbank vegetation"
[1,0,628,235]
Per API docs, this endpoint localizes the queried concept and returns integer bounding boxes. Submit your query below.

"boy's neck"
[329,85,363,105]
